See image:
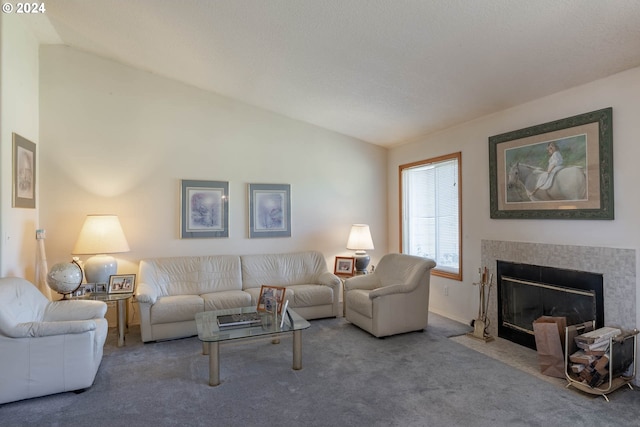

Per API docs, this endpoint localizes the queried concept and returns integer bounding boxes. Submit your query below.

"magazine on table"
[217,312,262,329]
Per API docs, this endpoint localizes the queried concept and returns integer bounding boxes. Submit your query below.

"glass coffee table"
[195,306,310,386]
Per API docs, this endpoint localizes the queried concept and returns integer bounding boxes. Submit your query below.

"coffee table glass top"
[195,306,310,343]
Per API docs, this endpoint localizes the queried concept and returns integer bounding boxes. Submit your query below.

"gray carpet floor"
[1,314,639,427]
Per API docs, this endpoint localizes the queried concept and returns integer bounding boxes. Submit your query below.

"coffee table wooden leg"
[209,342,220,386]
[292,330,302,370]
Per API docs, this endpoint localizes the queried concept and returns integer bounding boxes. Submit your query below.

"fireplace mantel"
[481,240,636,339]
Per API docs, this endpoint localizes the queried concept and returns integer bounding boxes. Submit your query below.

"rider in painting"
[533,141,563,194]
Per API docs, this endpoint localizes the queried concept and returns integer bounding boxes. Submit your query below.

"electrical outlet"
[444,284,449,296]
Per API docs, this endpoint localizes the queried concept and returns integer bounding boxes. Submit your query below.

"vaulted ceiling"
[33,0,640,146]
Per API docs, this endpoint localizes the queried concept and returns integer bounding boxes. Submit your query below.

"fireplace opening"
[497,261,604,350]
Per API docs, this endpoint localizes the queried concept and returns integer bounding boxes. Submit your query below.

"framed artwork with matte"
[12,133,36,209]
[248,183,291,238]
[489,107,613,219]
[181,179,229,238]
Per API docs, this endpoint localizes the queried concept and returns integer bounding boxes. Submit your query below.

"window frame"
[399,151,462,281]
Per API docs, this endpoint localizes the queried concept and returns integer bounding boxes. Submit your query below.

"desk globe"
[47,260,83,299]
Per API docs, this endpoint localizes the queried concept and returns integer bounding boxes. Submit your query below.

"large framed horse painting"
[489,108,613,219]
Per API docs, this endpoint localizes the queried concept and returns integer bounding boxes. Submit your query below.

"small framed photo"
[334,256,355,277]
[108,274,136,294]
[95,283,107,293]
[72,284,90,297]
[256,285,287,314]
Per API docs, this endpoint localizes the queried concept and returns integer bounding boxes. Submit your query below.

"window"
[400,152,462,280]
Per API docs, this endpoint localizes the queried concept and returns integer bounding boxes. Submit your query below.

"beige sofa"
[136,251,341,342]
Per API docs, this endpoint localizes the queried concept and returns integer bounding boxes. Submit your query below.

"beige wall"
[39,46,387,276]
[388,66,640,329]
[5,22,640,335]
[0,14,40,280]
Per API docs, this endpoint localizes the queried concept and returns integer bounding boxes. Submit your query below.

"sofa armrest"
[368,283,415,299]
[43,300,107,322]
[318,272,341,291]
[7,320,98,338]
[136,282,158,304]
[344,274,380,291]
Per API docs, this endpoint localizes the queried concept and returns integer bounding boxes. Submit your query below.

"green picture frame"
[489,108,613,219]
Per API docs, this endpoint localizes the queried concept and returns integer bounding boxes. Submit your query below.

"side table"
[73,292,134,347]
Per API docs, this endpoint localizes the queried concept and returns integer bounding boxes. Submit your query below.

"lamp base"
[84,254,118,285]
[354,252,370,275]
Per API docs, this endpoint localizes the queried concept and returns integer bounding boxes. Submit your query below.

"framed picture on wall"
[248,183,291,238]
[180,179,229,238]
[489,107,613,220]
[12,133,36,209]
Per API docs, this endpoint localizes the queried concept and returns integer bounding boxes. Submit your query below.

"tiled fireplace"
[481,240,636,341]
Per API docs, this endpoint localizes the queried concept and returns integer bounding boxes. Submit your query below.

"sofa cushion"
[286,284,333,308]
[139,255,242,297]
[151,295,204,324]
[240,251,327,289]
[202,290,252,311]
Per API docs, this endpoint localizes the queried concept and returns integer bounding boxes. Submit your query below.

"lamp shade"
[72,215,130,285]
[72,215,130,255]
[346,224,374,251]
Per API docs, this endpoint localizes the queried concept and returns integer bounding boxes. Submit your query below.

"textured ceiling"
[38,0,640,146]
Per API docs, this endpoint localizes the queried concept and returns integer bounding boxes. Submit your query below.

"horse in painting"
[507,162,586,202]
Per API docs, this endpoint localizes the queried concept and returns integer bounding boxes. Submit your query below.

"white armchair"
[344,253,436,338]
[0,277,108,404]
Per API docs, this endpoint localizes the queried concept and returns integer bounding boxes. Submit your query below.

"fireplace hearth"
[497,261,604,350]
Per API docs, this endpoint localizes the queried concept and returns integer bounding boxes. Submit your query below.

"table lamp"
[72,214,130,284]
[347,224,374,274]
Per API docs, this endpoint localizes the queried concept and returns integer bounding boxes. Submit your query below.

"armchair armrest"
[136,282,158,304]
[8,319,99,338]
[368,283,416,299]
[43,300,107,322]
[344,274,380,291]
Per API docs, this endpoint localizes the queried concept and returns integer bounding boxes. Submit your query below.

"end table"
[73,292,133,347]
